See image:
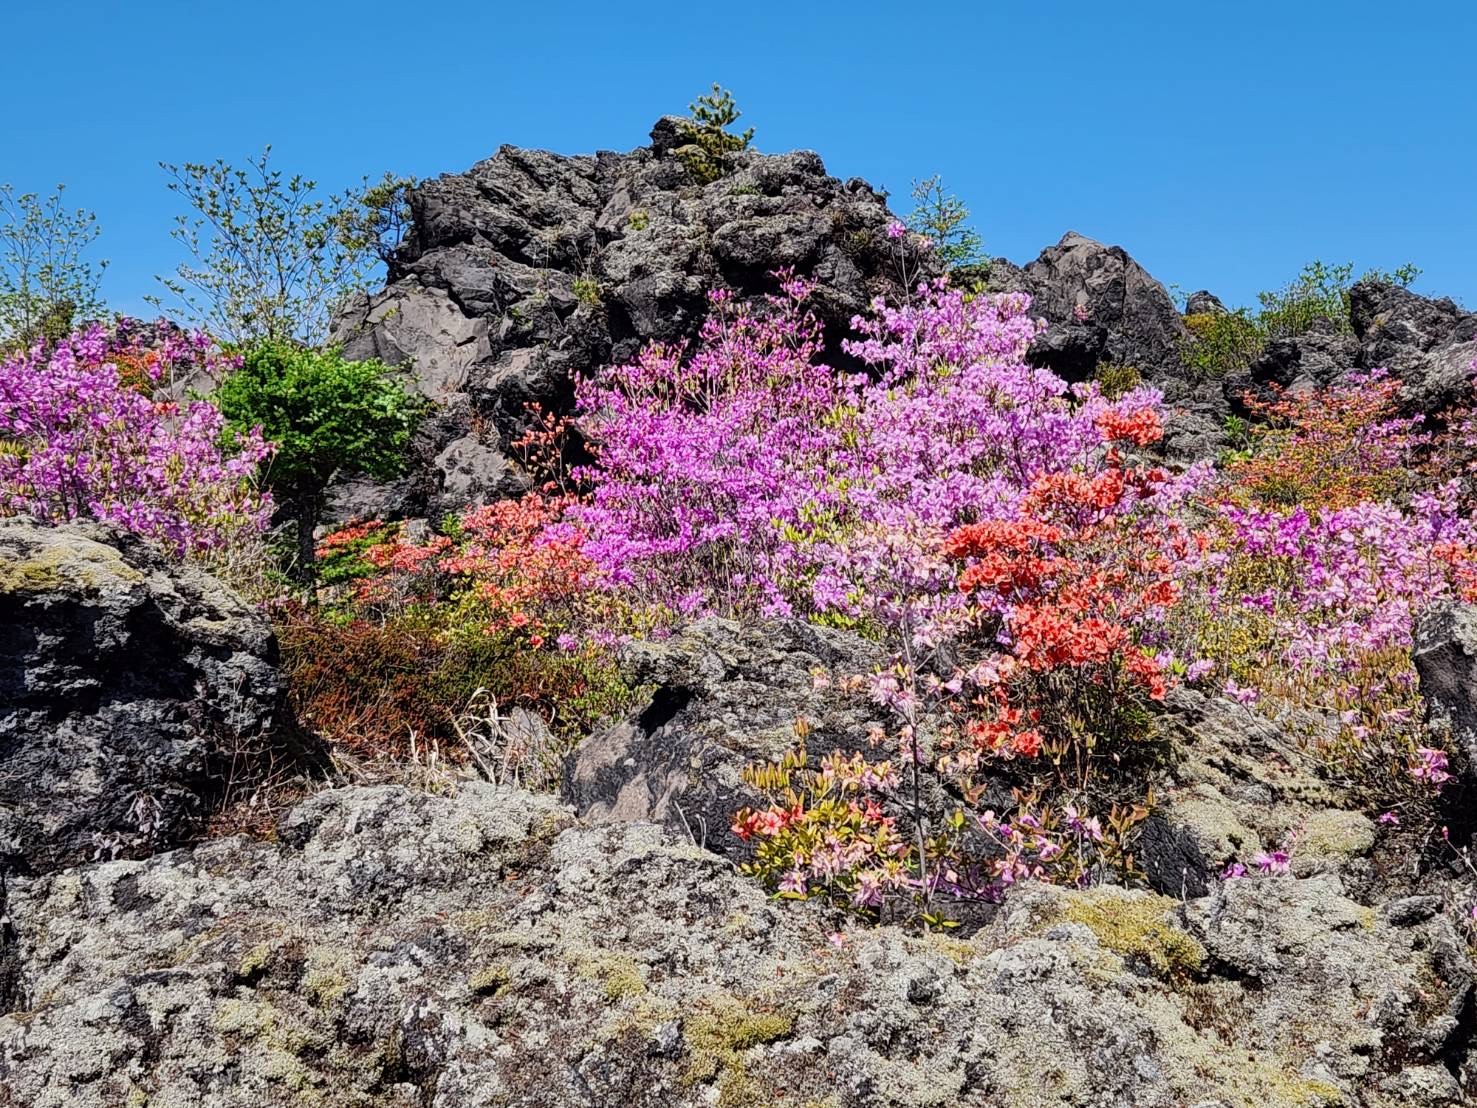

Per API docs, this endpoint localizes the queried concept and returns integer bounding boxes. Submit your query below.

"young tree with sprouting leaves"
[152,148,413,345]
[0,184,108,350]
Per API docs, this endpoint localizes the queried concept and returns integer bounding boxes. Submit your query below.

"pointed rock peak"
[1056,230,1104,249]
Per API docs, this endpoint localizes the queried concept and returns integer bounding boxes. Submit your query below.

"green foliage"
[153,149,411,344]
[1258,260,1420,340]
[626,209,650,232]
[1180,260,1421,378]
[676,84,755,184]
[0,184,108,349]
[214,342,423,576]
[572,277,601,306]
[278,602,637,768]
[218,342,422,498]
[1181,307,1264,378]
[1093,362,1143,401]
[333,172,417,266]
[905,175,986,270]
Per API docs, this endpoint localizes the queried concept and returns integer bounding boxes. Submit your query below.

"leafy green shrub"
[1093,362,1143,400]
[626,209,649,232]
[572,277,601,306]
[1180,260,1421,378]
[214,342,424,580]
[675,85,755,184]
[1181,308,1265,378]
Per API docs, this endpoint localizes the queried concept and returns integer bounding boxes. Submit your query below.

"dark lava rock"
[562,617,884,858]
[330,124,937,519]
[0,517,317,872]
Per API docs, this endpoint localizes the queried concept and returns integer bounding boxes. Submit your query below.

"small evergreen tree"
[906,176,985,271]
[675,84,755,184]
[215,341,424,581]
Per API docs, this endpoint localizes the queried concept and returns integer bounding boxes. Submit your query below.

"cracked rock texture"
[0,781,1471,1107]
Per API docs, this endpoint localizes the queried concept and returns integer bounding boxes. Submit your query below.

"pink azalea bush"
[0,322,272,555]
[572,273,1199,634]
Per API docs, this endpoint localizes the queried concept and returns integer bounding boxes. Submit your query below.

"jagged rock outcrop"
[1184,289,1227,316]
[0,780,1470,1107]
[328,123,935,522]
[0,518,315,873]
[1223,316,1364,416]
[564,618,884,857]
[1351,280,1477,413]
[1015,231,1189,381]
[986,232,1231,459]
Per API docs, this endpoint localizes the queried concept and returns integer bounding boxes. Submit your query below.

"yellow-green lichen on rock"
[1048,889,1207,980]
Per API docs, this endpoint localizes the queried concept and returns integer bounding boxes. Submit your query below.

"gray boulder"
[0,518,314,872]
[1144,688,1375,898]
[1351,280,1477,412]
[563,618,884,857]
[1184,289,1227,315]
[0,781,1469,1106]
[1016,231,1189,381]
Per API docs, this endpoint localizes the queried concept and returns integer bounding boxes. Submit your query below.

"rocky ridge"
[327,118,937,523]
[5,124,1477,1106]
[329,122,1477,508]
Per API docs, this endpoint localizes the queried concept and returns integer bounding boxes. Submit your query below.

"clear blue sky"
[6,0,1475,318]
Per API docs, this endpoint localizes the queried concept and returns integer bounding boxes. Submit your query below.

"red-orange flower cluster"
[1094,406,1163,447]
[942,460,1182,775]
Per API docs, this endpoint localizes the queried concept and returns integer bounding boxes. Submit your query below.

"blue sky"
[6,0,1475,318]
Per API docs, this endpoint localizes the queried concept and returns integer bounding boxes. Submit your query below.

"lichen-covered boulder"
[1142,688,1376,898]
[0,517,312,872]
[0,781,1469,1106]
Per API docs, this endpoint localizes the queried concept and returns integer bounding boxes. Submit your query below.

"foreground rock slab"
[0,781,1470,1106]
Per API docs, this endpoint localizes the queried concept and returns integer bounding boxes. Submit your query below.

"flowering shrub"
[938,448,1191,791]
[733,730,1149,919]
[295,489,644,767]
[1226,371,1427,508]
[733,736,916,914]
[574,275,1189,633]
[1171,364,1477,809]
[0,322,271,555]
